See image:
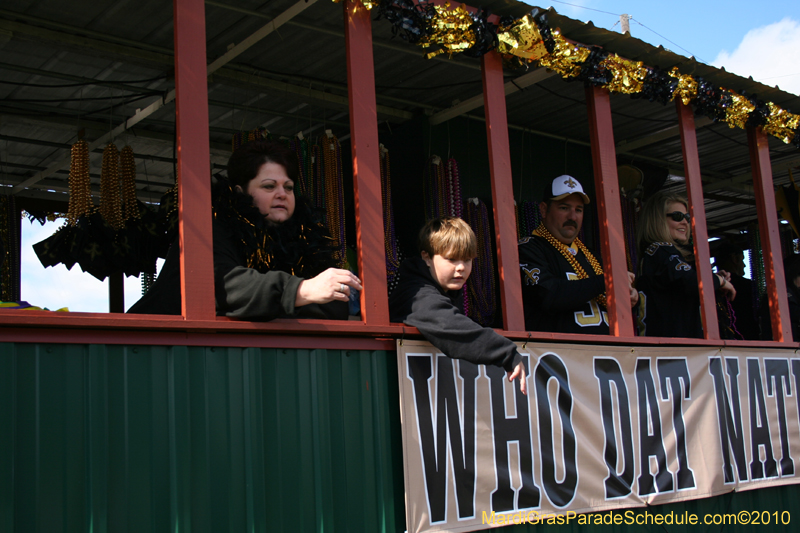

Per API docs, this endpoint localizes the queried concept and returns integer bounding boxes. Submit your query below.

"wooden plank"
[481,50,524,332]
[585,86,633,337]
[206,0,318,75]
[174,0,216,320]
[430,68,555,125]
[344,0,389,325]
[1,313,791,349]
[676,101,720,340]
[748,126,792,343]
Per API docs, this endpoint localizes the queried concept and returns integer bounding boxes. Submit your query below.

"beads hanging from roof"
[99,143,123,231]
[319,130,346,268]
[463,197,496,326]
[423,156,462,221]
[120,145,140,224]
[290,135,315,204]
[66,139,94,226]
[423,156,445,221]
[0,195,20,301]
[516,200,541,240]
[232,127,270,153]
[380,144,401,294]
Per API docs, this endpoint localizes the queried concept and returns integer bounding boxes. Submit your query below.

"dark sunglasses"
[666,211,691,223]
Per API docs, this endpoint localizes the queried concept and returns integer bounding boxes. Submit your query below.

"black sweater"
[389,257,523,372]
[128,186,347,320]
[637,242,720,338]
[518,234,609,334]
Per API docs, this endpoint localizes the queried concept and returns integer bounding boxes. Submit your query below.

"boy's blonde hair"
[418,217,477,261]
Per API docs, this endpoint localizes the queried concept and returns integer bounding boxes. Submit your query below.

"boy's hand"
[508,361,527,395]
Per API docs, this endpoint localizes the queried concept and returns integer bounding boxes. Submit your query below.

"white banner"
[397,341,800,532]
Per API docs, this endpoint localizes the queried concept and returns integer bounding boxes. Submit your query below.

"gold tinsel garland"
[420,3,476,59]
[536,30,590,78]
[601,54,648,95]
[725,92,756,130]
[763,103,800,143]
[497,15,547,60]
[669,67,699,105]
[342,0,799,147]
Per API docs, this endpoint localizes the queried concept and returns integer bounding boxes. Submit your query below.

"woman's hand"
[295,268,363,307]
[628,271,639,307]
[717,274,737,301]
[507,360,527,396]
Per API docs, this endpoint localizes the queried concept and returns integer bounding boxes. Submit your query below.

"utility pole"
[620,14,631,35]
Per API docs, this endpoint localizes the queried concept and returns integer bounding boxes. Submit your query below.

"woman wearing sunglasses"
[635,191,736,337]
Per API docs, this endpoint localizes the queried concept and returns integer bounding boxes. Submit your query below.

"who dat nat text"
[406,353,798,523]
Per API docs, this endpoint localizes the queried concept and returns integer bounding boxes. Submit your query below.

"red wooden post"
[481,50,524,332]
[109,271,124,313]
[676,101,720,339]
[174,0,216,320]
[748,126,792,342]
[344,0,389,325]
[585,86,633,337]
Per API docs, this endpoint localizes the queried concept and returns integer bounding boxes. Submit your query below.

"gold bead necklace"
[99,142,123,230]
[534,223,607,308]
[320,132,346,268]
[67,139,93,226]
[120,145,140,223]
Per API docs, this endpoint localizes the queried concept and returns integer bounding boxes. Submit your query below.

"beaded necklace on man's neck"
[534,223,608,308]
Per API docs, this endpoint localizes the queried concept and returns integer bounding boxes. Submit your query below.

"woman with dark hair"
[635,191,735,338]
[129,139,360,320]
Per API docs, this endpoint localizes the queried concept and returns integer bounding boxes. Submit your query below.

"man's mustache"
[563,220,578,228]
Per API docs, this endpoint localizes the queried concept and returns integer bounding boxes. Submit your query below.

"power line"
[547,1,707,64]
[630,18,707,63]
[546,0,621,17]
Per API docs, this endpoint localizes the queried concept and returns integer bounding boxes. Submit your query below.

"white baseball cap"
[543,175,590,204]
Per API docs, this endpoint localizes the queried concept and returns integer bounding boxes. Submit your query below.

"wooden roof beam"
[205,0,483,72]
[616,116,713,151]
[428,68,555,125]
[9,0,412,195]
[206,0,317,76]
[704,155,800,192]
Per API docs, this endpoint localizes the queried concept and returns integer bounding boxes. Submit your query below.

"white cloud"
[712,18,800,97]
[20,219,153,313]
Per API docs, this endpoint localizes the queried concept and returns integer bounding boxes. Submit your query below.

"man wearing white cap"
[518,175,637,334]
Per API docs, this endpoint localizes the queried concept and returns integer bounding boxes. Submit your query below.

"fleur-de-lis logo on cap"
[565,177,577,189]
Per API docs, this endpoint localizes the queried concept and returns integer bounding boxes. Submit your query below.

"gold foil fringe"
[601,54,648,94]
[497,15,547,60]
[536,30,590,78]
[421,3,476,59]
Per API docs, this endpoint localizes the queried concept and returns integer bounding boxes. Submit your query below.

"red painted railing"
[2,0,794,350]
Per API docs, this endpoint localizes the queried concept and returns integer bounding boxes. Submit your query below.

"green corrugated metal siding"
[3,341,799,532]
[0,343,405,533]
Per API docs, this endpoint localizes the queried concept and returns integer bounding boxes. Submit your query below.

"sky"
[17,0,799,312]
